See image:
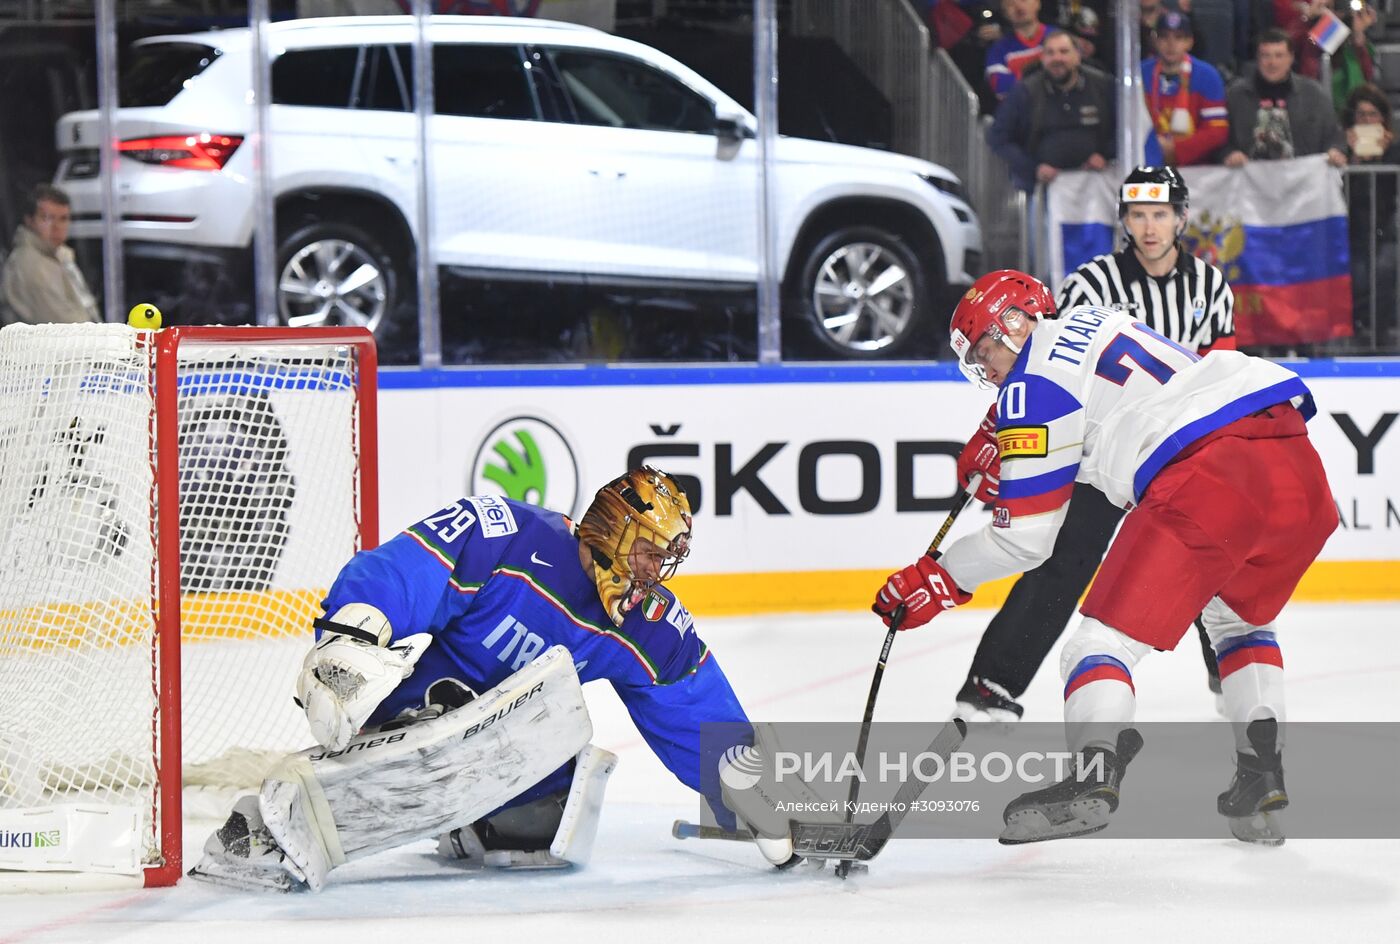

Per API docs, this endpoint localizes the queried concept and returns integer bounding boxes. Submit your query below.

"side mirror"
[714,111,749,159]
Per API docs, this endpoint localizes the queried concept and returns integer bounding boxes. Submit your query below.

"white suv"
[57,16,981,359]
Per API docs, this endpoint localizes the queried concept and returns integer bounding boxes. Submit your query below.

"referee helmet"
[1118,165,1189,217]
[1119,166,1189,248]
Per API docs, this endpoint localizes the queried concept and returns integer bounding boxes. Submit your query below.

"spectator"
[1222,28,1347,166]
[1328,1,1380,114]
[921,1,1004,115]
[1341,83,1399,343]
[1141,0,1205,58]
[987,29,1116,191]
[1143,11,1230,164]
[1,184,99,326]
[1184,0,1246,76]
[1051,0,1113,72]
[985,0,1056,103]
[1271,0,1324,68]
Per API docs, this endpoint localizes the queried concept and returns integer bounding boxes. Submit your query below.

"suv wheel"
[276,221,397,334]
[795,226,928,359]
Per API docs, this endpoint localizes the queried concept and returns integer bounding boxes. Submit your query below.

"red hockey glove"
[872,554,972,630]
[956,404,1000,503]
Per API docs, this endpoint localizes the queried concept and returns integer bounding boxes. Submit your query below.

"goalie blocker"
[192,645,610,891]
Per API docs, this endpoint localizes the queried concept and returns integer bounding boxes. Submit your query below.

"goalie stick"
[674,717,966,862]
[834,473,982,878]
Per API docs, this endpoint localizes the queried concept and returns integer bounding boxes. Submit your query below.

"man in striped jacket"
[949,166,1236,723]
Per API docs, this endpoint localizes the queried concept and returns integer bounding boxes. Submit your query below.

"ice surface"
[2,603,1397,942]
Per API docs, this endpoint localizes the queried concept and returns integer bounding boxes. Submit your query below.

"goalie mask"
[949,269,1054,388]
[577,467,692,627]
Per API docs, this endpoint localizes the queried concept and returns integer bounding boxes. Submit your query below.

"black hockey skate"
[999,728,1144,844]
[1218,718,1288,846]
[953,675,1025,724]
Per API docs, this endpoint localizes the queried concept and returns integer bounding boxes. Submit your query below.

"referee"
[953,165,1235,721]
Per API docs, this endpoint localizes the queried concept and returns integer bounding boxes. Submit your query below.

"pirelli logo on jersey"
[997,426,1049,459]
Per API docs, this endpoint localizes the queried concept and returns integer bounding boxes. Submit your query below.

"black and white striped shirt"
[1056,246,1235,353]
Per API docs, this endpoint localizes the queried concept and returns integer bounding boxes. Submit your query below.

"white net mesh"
[0,324,367,868]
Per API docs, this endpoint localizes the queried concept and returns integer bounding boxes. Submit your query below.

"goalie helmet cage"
[0,324,378,889]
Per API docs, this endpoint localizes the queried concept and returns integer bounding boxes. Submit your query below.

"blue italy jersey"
[320,496,749,817]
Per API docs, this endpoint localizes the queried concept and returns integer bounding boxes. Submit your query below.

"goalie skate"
[1218,719,1288,846]
[999,728,1144,845]
[189,795,307,893]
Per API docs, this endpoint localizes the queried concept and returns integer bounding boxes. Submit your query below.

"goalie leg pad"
[550,743,617,866]
[260,645,592,891]
[437,743,618,870]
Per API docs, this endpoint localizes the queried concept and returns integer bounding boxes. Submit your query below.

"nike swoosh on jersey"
[530,552,552,568]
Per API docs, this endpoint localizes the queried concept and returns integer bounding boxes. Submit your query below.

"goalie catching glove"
[294,603,433,751]
[872,554,972,630]
[957,404,1001,503]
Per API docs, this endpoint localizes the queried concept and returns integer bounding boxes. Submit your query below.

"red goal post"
[0,324,378,889]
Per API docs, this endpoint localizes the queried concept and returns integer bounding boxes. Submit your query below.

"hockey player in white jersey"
[871,270,1337,845]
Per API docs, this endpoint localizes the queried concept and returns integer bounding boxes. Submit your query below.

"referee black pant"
[966,484,1121,698]
[965,483,1218,698]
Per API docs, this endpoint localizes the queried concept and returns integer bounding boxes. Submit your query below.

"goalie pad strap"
[262,645,592,890]
[312,617,380,646]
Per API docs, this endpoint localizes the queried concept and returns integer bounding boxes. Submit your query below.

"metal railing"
[791,0,1024,271]
[1336,164,1400,354]
[791,0,929,159]
[931,52,1025,271]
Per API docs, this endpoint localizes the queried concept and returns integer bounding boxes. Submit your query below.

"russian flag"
[1046,157,1352,345]
[1309,10,1351,57]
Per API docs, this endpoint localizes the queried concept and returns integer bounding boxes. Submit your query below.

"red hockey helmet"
[949,270,1054,386]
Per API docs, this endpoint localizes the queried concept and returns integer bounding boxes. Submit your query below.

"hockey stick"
[673,820,754,843]
[672,716,966,862]
[834,473,983,878]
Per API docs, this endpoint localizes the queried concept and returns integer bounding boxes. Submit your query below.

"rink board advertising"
[377,363,1400,614]
[698,722,1400,841]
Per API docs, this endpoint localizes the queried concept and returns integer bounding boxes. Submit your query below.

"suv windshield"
[121,42,220,107]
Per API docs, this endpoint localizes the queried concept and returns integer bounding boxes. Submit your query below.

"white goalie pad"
[550,742,617,866]
[259,644,592,891]
[436,742,618,872]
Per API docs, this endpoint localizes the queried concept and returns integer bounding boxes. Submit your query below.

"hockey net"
[0,323,377,887]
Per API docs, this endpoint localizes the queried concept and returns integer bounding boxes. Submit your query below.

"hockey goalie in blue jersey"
[193,468,798,892]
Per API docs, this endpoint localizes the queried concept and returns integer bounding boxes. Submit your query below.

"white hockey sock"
[1063,673,1137,754]
[1216,636,1286,754]
[1059,618,1150,754]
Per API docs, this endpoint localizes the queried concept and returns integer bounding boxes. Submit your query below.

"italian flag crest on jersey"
[642,591,668,621]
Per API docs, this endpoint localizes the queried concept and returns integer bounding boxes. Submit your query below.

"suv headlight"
[919,173,969,205]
